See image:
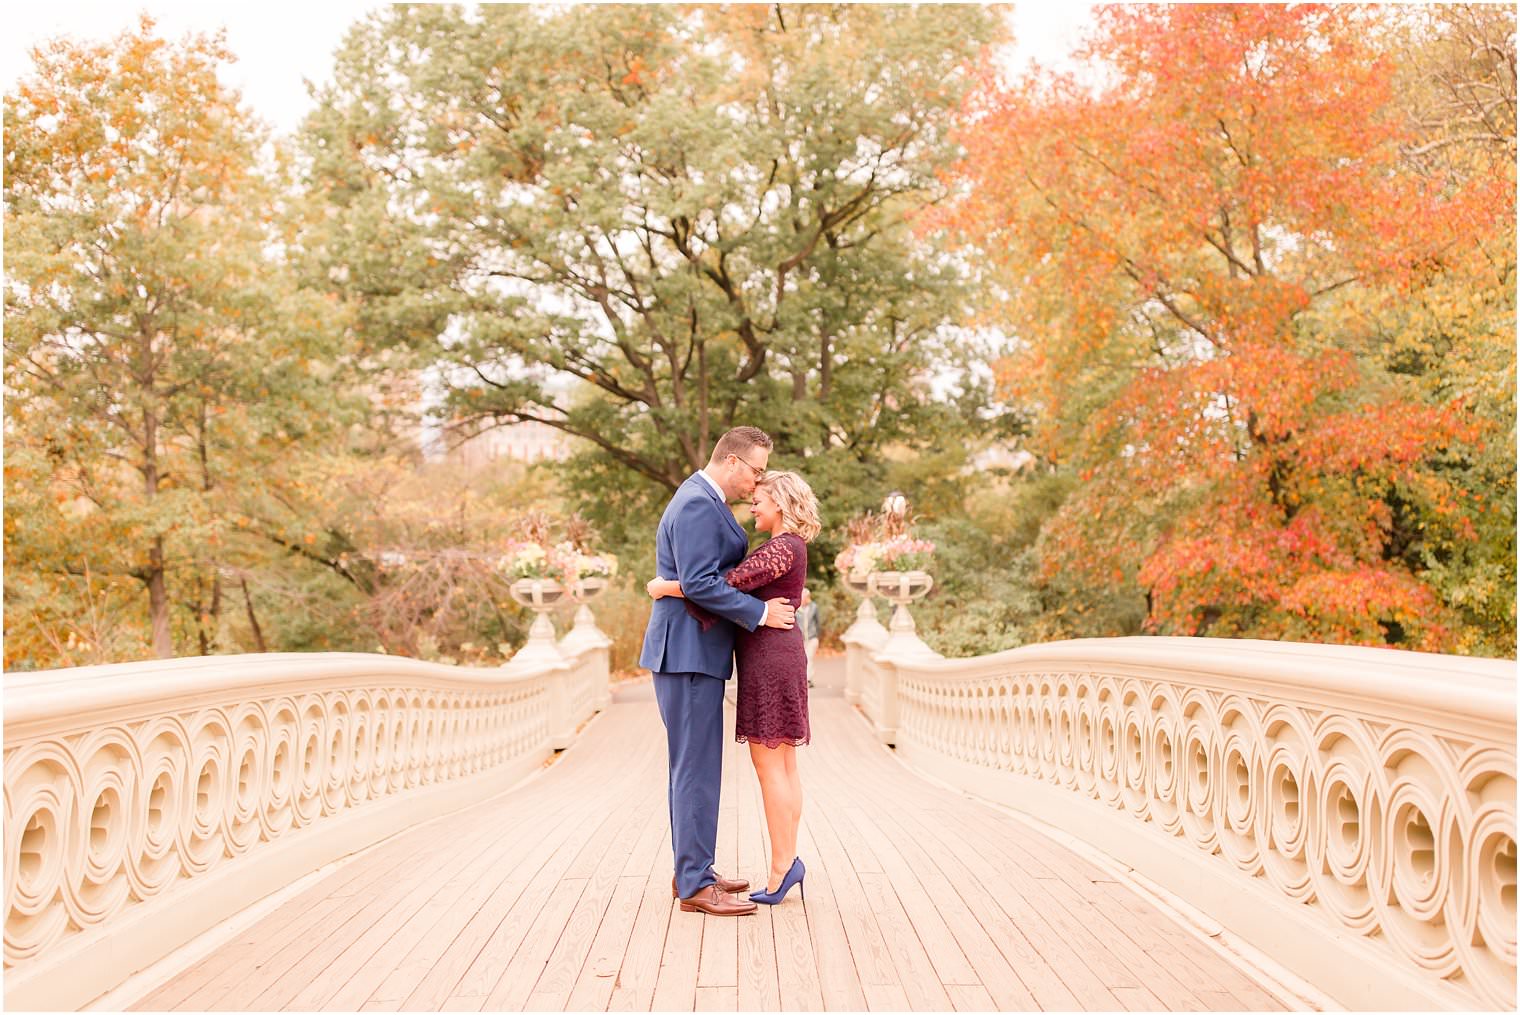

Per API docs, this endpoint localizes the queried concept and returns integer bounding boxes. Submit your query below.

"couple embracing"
[639,426,819,916]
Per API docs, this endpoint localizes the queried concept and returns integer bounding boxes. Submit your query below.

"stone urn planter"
[843,570,873,597]
[559,576,612,654]
[569,576,608,602]
[842,570,882,625]
[868,569,939,659]
[869,569,934,603]
[508,577,568,663]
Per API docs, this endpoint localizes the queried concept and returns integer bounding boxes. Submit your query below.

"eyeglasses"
[729,454,766,480]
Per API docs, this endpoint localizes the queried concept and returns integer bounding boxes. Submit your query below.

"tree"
[945,5,1513,651]
[4,16,343,661]
[296,4,1005,536]
[1375,4,1518,653]
[282,454,561,663]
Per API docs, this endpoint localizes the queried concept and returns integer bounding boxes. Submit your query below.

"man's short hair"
[709,426,774,465]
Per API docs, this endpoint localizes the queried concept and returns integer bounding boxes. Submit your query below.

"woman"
[646,470,819,904]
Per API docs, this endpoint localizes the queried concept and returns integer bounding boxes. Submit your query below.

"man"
[640,426,796,917]
[798,588,821,687]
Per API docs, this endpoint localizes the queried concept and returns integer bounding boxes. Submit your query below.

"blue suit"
[640,474,767,898]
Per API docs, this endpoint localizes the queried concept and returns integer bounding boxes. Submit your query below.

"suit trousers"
[653,671,726,899]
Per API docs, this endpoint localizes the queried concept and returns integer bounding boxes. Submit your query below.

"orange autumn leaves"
[944,5,1513,648]
[5,16,348,664]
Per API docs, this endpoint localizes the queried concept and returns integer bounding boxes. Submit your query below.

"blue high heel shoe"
[749,858,805,905]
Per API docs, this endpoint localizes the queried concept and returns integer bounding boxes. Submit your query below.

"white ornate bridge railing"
[849,634,1516,1010]
[3,641,609,1011]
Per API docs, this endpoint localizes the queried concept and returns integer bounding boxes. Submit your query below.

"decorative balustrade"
[858,654,884,735]
[3,643,609,1011]
[562,632,611,729]
[839,584,886,709]
[853,635,1516,1010]
[561,579,614,725]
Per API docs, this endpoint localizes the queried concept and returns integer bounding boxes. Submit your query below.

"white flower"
[850,543,880,579]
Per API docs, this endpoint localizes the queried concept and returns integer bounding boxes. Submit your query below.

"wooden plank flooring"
[129,682,1290,1012]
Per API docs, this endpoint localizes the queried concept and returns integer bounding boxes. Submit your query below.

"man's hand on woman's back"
[762,597,796,629]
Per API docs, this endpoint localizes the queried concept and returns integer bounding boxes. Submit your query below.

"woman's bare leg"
[783,743,803,834]
[749,742,799,890]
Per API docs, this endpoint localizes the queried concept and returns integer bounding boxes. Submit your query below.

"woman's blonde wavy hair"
[759,470,821,542]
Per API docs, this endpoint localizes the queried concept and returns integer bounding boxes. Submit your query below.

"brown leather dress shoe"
[671,873,749,898]
[679,885,757,916]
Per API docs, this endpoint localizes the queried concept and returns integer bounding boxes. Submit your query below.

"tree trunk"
[241,577,268,652]
[148,536,173,657]
[142,396,173,658]
[197,402,223,655]
[196,573,210,656]
[199,565,223,655]
[698,341,710,462]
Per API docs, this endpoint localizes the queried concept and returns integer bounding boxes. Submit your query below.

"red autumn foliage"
[941,5,1510,649]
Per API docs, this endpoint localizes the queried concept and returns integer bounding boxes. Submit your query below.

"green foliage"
[5,6,1510,669]
[4,17,352,662]
[298,3,1006,540]
[909,518,1039,657]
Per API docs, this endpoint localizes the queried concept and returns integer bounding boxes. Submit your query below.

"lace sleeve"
[725,536,796,592]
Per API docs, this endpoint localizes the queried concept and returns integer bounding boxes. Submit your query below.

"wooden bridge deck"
[124,683,1291,1012]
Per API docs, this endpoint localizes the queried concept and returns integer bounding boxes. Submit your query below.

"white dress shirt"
[695,469,727,502]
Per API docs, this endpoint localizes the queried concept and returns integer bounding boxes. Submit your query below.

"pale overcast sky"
[2,4,1095,136]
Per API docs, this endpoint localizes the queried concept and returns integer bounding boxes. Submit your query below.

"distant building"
[448,419,577,466]
[971,445,1037,473]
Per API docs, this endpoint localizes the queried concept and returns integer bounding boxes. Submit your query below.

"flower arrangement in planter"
[833,543,876,583]
[499,539,568,582]
[873,535,936,574]
[561,544,619,581]
[496,514,619,592]
[864,529,936,607]
[557,514,618,603]
[834,510,935,583]
[835,512,887,587]
[495,511,619,583]
[558,542,618,619]
[498,512,577,608]
[497,511,620,661]
[833,502,937,652]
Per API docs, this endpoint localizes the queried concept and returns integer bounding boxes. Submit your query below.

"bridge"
[4,607,1514,1011]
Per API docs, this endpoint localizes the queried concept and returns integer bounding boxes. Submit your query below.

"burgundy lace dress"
[687,532,810,748]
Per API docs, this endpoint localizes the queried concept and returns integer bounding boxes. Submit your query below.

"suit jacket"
[639,474,767,678]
